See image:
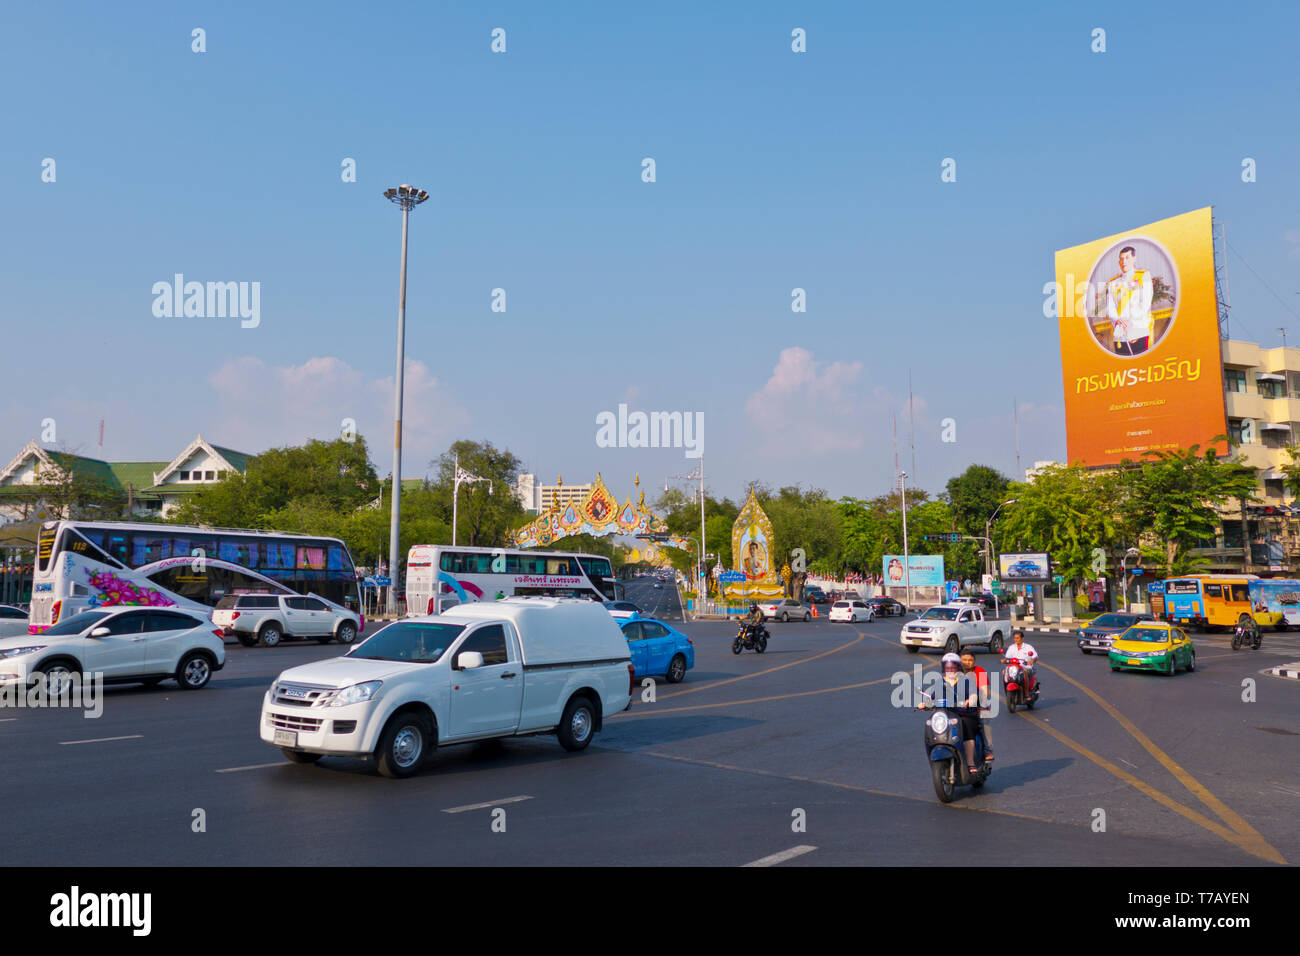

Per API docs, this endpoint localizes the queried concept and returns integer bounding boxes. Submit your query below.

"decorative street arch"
[512,474,693,551]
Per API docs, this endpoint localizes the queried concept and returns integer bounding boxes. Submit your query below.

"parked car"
[866,596,907,617]
[214,593,361,648]
[603,601,644,621]
[1108,622,1196,675]
[1077,612,1154,654]
[829,600,875,623]
[261,597,634,777]
[0,604,29,639]
[761,599,811,622]
[803,587,829,605]
[621,617,693,682]
[898,604,1007,655]
[0,605,225,691]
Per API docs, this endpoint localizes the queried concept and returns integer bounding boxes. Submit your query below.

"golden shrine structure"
[721,488,785,602]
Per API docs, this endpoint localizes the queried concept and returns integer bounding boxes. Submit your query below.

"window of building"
[179,470,190,481]
[1258,377,1282,399]
[1228,419,1246,444]
[204,470,215,480]
[1225,368,1247,393]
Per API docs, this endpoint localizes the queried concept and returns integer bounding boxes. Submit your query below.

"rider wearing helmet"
[742,602,765,628]
[918,652,983,775]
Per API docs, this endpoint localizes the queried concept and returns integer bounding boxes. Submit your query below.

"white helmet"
[941,652,961,666]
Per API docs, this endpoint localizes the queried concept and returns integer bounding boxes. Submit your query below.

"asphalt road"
[2,608,1297,866]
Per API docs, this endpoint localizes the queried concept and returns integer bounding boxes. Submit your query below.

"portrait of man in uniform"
[1107,245,1154,355]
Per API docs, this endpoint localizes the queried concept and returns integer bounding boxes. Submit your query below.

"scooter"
[1001,658,1039,712]
[1230,622,1263,651]
[918,691,991,803]
[733,622,768,654]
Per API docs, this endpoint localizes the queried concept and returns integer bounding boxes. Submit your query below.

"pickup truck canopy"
[439,597,630,667]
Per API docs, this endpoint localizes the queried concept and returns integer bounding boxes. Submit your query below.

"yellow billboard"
[1054,207,1226,466]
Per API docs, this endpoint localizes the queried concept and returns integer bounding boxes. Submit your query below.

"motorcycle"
[919,693,991,803]
[733,621,768,654]
[1231,621,1263,651]
[1001,657,1039,712]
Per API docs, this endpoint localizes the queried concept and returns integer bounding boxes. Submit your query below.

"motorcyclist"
[1003,629,1040,695]
[918,652,982,776]
[959,651,994,762]
[1232,615,1262,649]
[740,602,766,640]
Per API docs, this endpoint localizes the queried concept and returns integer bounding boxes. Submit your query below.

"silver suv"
[213,594,360,648]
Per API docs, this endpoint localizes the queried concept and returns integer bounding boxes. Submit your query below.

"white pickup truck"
[899,604,1006,655]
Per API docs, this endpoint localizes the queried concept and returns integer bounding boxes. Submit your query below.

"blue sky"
[2,0,1297,505]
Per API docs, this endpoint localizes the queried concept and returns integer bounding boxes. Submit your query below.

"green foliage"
[944,464,1011,537]
[429,440,528,548]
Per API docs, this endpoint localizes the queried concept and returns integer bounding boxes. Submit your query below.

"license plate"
[274,729,298,747]
[1127,659,1140,665]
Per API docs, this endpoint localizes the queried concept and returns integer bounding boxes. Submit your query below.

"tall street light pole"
[667,459,707,612]
[899,471,912,611]
[984,498,1018,579]
[383,184,429,614]
[452,453,492,546]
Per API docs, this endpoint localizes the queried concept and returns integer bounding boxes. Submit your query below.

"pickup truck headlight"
[0,645,45,659]
[328,681,382,707]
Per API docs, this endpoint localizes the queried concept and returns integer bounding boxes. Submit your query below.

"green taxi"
[1108,622,1196,675]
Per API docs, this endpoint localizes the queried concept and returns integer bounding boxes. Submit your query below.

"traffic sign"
[719,571,746,583]
[1053,574,1064,585]
[991,580,1001,595]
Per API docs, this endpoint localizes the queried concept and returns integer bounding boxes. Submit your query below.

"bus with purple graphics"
[27,520,361,633]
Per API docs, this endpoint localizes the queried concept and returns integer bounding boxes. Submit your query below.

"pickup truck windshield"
[919,608,959,621]
[347,622,465,663]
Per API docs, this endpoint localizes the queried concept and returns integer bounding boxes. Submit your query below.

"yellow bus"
[1148,574,1283,632]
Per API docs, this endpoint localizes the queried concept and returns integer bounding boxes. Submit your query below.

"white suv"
[0,605,225,691]
[213,594,360,648]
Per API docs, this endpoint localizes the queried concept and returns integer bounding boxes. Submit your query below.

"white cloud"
[207,356,469,475]
[744,347,869,454]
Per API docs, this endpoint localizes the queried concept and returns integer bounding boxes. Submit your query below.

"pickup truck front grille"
[273,682,336,708]
[270,713,323,733]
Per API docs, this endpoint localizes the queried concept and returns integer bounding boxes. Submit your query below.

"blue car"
[1006,561,1042,579]
[620,617,694,683]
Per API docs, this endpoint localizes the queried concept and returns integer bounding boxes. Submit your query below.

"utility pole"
[900,471,912,611]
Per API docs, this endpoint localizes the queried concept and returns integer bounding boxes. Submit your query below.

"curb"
[1269,662,1300,681]
[1017,625,1078,635]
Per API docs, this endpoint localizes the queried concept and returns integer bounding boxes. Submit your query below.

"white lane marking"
[0,718,18,723]
[215,761,286,773]
[58,734,143,746]
[742,845,817,867]
[443,795,533,814]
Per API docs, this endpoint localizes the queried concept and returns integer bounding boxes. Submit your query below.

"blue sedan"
[621,618,694,683]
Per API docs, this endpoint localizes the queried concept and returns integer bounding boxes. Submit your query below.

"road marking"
[0,718,17,723]
[442,795,533,814]
[215,761,286,773]
[742,845,817,867]
[659,635,864,701]
[58,734,142,746]
[1039,662,1284,864]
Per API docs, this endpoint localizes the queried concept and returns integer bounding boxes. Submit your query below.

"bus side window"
[1203,583,1221,598]
[1231,585,1250,603]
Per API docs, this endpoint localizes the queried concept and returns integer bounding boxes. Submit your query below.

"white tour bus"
[406,544,623,617]
[28,520,362,634]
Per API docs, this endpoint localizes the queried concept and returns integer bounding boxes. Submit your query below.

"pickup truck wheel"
[989,633,1004,654]
[236,633,258,648]
[376,714,430,778]
[558,696,595,752]
[945,636,959,654]
[281,749,321,764]
[259,623,283,647]
[666,654,687,683]
[336,622,357,645]
[906,645,920,654]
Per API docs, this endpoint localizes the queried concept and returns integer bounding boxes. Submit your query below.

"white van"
[259,597,634,777]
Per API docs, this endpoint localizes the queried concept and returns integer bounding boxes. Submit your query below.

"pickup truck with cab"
[899,604,1006,655]
[260,597,635,778]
